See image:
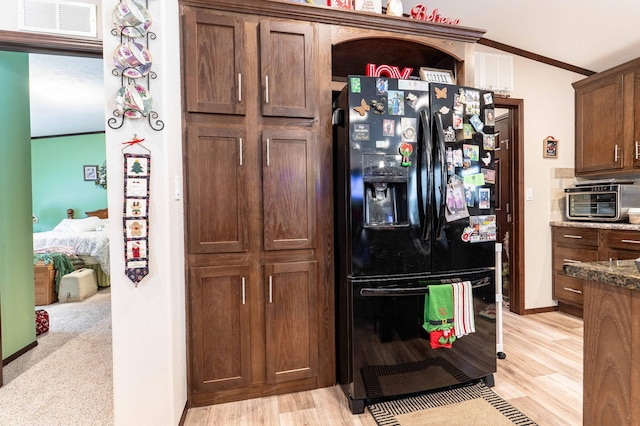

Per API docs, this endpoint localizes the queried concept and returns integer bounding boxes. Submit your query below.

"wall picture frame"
[419,67,455,84]
[543,136,559,158]
[84,165,98,181]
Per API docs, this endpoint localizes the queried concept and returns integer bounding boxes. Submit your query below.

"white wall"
[475,45,586,310]
[102,1,186,424]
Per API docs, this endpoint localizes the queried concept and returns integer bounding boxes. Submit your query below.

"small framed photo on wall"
[84,165,98,181]
[543,136,559,158]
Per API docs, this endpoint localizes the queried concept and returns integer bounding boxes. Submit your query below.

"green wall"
[0,51,36,360]
[31,133,107,231]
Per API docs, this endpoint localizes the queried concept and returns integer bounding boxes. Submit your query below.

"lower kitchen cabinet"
[189,261,320,406]
[265,260,318,385]
[189,265,252,399]
[552,225,640,317]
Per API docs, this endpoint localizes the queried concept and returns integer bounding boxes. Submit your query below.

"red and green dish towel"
[423,282,476,349]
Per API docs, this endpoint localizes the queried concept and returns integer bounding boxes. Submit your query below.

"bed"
[33,208,110,292]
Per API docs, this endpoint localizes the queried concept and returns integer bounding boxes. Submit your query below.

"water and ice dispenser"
[362,153,409,227]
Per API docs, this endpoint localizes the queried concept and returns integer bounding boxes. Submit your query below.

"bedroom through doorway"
[0,45,112,414]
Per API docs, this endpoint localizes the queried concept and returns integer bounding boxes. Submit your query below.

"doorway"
[493,97,524,315]
[0,32,106,388]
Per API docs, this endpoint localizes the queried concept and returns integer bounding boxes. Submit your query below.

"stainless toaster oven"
[565,182,640,222]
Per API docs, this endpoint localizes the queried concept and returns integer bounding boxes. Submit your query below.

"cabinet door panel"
[187,126,248,253]
[190,266,251,392]
[265,261,318,384]
[262,129,316,251]
[575,75,623,173]
[184,9,245,114]
[552,227,599,248]
[260,20,316,118]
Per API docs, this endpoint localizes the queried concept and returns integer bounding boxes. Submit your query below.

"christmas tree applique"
[130,159,144,174]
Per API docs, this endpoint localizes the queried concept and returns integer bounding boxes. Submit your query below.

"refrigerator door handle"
[434,113,447,240]
[360,277,491,297]
[419,110,432,242]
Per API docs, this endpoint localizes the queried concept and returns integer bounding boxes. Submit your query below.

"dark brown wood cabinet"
[603,230,640,261]
[265,260,318,384]
[183,5,326,407]
[259,20,316,118]
[189,265,252,394]
[552,225,640,316]
[181,0,484,408]
[186,125,248,254]
[183,7,316,119]
[183,10,246,115]
[262,129,316,251]
[574,58,640,177]
[583,280,640,425]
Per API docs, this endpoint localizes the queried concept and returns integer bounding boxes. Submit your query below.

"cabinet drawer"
[553,246,598,273]
[553,274,584,307]
[604,230,640,252]
[552,227,599,247]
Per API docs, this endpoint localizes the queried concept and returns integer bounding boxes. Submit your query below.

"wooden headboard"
[67,208,109,219]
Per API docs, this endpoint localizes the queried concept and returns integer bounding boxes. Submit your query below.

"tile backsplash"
[550,168,576,221]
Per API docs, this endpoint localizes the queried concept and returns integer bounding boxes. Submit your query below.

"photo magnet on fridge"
[445,181,470,222]
[382,119,395,136]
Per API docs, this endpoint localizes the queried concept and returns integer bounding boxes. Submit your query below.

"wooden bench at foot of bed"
[34,261,56,305]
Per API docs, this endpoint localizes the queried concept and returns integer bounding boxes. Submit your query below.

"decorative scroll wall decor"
[109,0,164,131]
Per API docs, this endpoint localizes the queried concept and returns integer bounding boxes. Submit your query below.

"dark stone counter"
[564,259,640,291]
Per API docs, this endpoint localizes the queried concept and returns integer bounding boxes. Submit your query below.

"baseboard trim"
[2,340,38,366]
[178,400,188,426]
[523,306,557,315]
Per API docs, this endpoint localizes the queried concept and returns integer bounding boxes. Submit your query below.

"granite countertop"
[564,259,640,291]
[550,221,640,231]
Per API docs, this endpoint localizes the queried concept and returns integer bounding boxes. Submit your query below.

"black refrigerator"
[334,76,498,413]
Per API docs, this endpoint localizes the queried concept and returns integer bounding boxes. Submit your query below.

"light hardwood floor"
[184,309,583,426]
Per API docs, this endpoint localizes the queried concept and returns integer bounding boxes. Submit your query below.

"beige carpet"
[0,288,113,425]
[368,382,537,426]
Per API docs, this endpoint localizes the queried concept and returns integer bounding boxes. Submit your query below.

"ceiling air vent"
[19,0,97,38]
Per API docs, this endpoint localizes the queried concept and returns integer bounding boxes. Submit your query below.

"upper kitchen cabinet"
[183,7,317,118]
[574,58,640,177]
[260,20,316,118]
[183,9,246,115]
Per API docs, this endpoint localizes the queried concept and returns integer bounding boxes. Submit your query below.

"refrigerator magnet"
[453,113,463,130]
[470,115,484,132]
[481,168,496,184]
[464,184,476,207]
[463,124,473,139]
[464,173,485,186]
[483,92,494,106]
[370,98,386,115]
[353,124,370,141]
[444,126,456,142]
[406,92,418,108]
[453,149,463,167]
[399,142,413,167]
[350,77,361,93]
[479,188,490,209]
[401,117,417,142]
[481,152,491,166]
[483,134,496,150]
[434,86,448,99]
[485,109,495,126]
[445,182,470,222]
[353,99,370,116]
[376,78,388,95]
[463,144,479,161]
[382,119,395,136]
[388,91,405,115]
